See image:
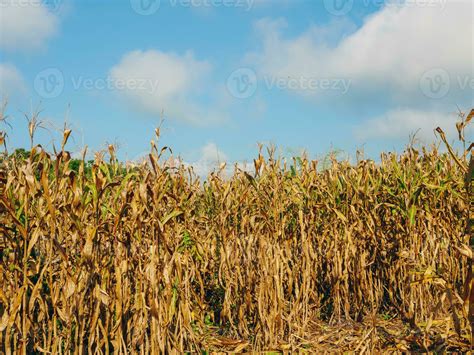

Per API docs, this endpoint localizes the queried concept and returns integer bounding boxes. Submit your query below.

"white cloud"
[247,1,472,102]
[200,142,228,163]
[186,142,227,176]
[354,108,460,141]
[109,49,228,124]
[247,2,472,146]
[179,142,252,178]
[0,63,26,96]
[0,0,59,51]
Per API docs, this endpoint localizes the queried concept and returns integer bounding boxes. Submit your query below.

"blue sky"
[0,0,472,172]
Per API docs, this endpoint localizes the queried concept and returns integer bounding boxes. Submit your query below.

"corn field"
[0,109,473,353]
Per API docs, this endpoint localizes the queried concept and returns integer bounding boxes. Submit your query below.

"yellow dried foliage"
[0,109,472,353]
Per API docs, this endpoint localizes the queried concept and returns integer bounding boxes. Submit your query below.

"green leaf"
[409,205,416,227]
[160,210,183,227]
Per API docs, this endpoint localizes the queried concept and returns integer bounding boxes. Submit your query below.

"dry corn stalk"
[437,108,474,349]
[465,149,474,348]
[0,109,472,352]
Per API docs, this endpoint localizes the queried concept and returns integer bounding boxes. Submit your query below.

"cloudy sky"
[0,0,472,169]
